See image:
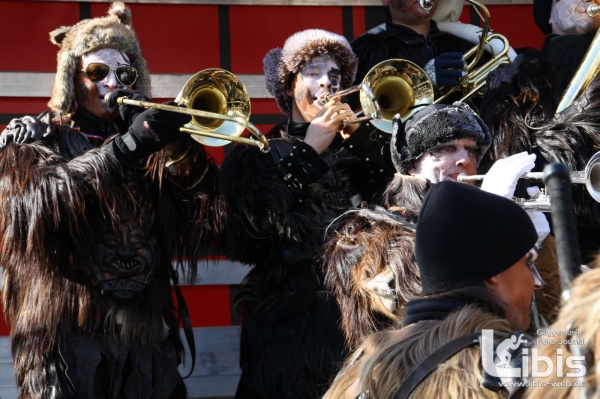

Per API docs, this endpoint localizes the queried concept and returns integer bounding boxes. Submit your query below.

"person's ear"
[483,275,500,290]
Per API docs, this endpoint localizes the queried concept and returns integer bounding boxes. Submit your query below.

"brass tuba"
[555,23,600,114]
[112,69,270,152]
[434,0,514,103]
[358,0,514,133]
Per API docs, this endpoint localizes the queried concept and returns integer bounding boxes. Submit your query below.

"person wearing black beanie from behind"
[325,181,543,399]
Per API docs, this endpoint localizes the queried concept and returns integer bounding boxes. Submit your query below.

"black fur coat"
[0,109,225,399]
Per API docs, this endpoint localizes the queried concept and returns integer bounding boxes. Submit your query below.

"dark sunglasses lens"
[85,63,110,82]
[115,66,138,86]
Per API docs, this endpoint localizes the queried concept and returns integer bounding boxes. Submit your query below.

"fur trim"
[48,2,151,114]
[391,102,492,174]
[264,29,357,115]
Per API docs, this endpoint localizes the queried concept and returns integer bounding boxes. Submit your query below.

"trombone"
[318,83,383,128]
[112,69,270,153]
[457,152,600,210]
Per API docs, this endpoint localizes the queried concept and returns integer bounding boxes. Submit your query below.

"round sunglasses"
[80,63,138,86]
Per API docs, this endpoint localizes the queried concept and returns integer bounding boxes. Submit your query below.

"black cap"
[416,181,538,295]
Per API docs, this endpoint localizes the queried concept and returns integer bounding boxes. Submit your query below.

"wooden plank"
[0,260,250,289]
[0,327,242,399]
[0,73,270,100]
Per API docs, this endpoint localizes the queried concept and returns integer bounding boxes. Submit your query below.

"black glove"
[105,89,152,125]
[423,52,466,87]
[0,114,50,149]
[112,104,191,166]
[485,53,525,93]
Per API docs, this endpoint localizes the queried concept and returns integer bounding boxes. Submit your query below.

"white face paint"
[78,49,132,116]
[551,0,600,35]
[288,56,342,122]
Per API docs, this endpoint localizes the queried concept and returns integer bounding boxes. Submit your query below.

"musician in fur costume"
[319,102,560,359]
[524,264,600,399]
[479,0,600,263]
[220,29,396,399]
[0,3,225,398]
[324,181,543,399]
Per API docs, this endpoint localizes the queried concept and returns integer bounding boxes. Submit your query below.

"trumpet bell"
[178,68,251,147]
[362,59,434,133]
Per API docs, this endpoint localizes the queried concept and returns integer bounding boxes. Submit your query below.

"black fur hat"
[534,0,553,35]
[263,29,357,115]
[391,102,492,174]
[416,181,537,295]
[48,2,151,114]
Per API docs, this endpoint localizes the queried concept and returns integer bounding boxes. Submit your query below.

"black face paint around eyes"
[428,151,441,162]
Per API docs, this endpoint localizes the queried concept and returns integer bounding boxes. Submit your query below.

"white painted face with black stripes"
[288,56,342,122]
[76,49,133,121]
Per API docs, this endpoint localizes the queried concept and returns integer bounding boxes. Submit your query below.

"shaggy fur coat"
[0,109,225,399]
[220,121,394,399]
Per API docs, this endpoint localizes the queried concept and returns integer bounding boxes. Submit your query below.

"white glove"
[481,152,536,199]
[527,210,551,250]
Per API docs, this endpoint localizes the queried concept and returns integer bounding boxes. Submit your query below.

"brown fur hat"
[263,29,357,115]
[48,2,151,114]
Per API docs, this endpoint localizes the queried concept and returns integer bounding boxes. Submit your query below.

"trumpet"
[457,152,600,210]
[110,69,270,153]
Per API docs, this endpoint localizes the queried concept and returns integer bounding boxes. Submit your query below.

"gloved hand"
[481,152,536,199]
[0,115,50,149]
[105,89,152,125]
[484,53,525,94]
[112,104,191,166]
[527,210,551,250]
[423,52,466,88]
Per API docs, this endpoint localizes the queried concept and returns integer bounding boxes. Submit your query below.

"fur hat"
[391,102,492,174]
[48,2,151,114]
[533,0,553,35]
[416,181,537,295]
[263,29,357,115]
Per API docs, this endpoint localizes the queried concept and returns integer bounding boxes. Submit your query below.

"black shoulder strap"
[169,266,196,379]
[392,332,481,399]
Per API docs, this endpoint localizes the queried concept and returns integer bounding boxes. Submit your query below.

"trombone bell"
[362,59,434,133]
[178,68,252,148]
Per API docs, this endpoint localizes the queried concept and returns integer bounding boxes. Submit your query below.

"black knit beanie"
[390,102,492,174]
[416,181,538,296]
[534,0,553,35]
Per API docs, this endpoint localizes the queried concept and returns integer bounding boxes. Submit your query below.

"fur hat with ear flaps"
[391,102,492,175]
[48,2,151,114]
[263,29,358,115]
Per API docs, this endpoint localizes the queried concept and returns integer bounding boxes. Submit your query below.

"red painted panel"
[179,285,232,327]
[229,6,345,74]
[488,5,545,50]
[353,7,367,39]
[251,98,281,115]
[0,302,10,336]
[0,98,51,114]
[118,4,221,74]
[0,1,80,72]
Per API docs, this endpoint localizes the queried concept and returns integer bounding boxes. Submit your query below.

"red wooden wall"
[0,0,545,335]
